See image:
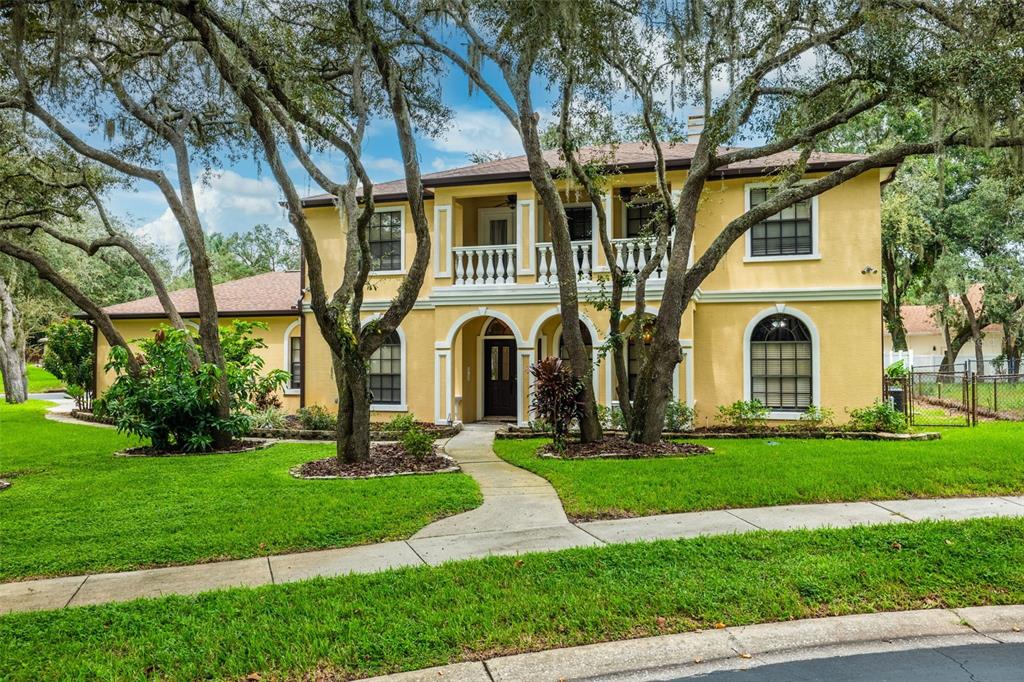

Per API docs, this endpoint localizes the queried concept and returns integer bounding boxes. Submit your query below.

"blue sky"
[112,62,533,250]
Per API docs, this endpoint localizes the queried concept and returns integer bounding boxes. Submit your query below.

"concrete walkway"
[359,606,1024,681]
[4,419,1024,616]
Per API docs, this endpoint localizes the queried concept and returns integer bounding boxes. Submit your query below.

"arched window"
[485,318,513,336]
[750,314,812,410]
[369,331,402,405]
[558,323,593,360]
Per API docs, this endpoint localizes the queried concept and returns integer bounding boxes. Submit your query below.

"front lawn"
[0,366,64,394]
[494,422,1024,519]
[0,401,481,581]
[2,517,1023,681]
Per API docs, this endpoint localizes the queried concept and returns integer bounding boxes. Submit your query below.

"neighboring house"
[93,141,888,424]
[93,271,303,411]
[884,291,1004,371]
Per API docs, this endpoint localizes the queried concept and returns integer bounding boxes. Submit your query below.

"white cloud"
[428,108,524,159]
[137,169,285,247]
[364,155,405,181]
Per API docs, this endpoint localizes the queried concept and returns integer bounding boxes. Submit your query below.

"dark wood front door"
[484,339,517,417]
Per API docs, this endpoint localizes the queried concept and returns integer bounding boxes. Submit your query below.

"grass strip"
[3,517,1024,681]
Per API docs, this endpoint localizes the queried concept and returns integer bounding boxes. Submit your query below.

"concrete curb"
[358,606,1024,681]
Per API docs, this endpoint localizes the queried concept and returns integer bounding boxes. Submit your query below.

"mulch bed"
[292,443,460,479]
[115,440,271,458]
[539,437,713,460]
[0,479,9,492]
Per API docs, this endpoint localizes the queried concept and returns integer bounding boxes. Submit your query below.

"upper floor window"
[369,330,402,405]
[369,209,402,271]
[565,205,593,241]
[626,202,657,237]
[749,314,812,410]
[747,187,814,259]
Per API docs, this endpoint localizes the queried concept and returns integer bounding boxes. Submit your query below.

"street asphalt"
[681,643,1024,681]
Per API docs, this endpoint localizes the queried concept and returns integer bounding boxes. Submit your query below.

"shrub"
[716,399,769,431]
[401,425,435,460]
[597,403,626,430]
[527,417,551,433]
[43,318,94,406]
[102,321,289,452]
[847,401,908,433]
[663,400,695,431]
[529,357,584,451]
[297,404,335,431]
[885,359,910,379]
[792,405,836,431]
[384,413,417,436]
[249,407,285,430]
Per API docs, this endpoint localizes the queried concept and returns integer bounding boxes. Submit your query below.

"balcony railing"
[537,240,592,284]
[453,244,517,286]
[612,236,670,279]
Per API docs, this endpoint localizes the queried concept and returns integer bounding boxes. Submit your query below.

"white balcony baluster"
[450,245,517,286]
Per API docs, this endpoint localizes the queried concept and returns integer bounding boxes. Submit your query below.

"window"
[289,337,302,390]
[488,218,510,245]
[626,202,657,237]
[565,205,593,241]
[369,331,401,405]
[750,314,812,410]
[748,187,813,257]
[369,210,402,271]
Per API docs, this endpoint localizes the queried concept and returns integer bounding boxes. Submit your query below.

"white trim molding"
[743,181,821,263]
[369,206,407,276]
[517,198,535,275]
[437,306,529,350]
[433,204,453,277]
[742,305,821,420]
[281,319,302,396]
[696,286,883,302]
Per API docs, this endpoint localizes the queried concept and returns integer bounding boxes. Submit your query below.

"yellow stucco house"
[96,141,887,426]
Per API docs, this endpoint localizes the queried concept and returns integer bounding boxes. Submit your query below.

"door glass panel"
[490,347,498,380]
[490,219,509,245]
[502,347,510,380]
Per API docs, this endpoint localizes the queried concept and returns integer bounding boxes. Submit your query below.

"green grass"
[0,401,481,581]
[0,366,64,393]
[3,517,1024,681]
[494,422,1024,519]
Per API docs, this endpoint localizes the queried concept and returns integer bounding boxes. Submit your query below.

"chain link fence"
[883,369,1024,427]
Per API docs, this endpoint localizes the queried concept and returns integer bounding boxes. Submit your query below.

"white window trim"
[742,304,820,420]
[282,319,302,396]
[366,320,407,412]
[743,182,821,263]
[370,206,407,275]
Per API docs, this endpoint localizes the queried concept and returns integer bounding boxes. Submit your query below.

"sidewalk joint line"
[948,607,1007,645]
[403,540,429,566]
[1000,496,1024,508]
[869,501,914,521]
[572,523,608,545]
[481,659,497,681]
[266,556,275,585]
[64,575,89,608]
[724,509,763,530]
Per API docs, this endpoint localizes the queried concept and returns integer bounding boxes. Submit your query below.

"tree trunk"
[0,275,27,403]
[882,247,908,351]
[332,352,372,464]
[515,113,602,442]
[960,293,985,376]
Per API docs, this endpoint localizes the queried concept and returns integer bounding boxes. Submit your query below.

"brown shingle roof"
[101,271,301,318]
[301,141,868,207]
[902,285,1002,334]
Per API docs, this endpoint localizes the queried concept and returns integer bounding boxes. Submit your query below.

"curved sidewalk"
[4,423,1024,615]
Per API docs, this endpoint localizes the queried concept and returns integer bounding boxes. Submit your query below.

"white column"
[433,205,452,277]
[518,348,533,426]
[517,199,535,275]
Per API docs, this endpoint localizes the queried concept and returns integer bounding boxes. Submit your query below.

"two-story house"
[95,141,887,426]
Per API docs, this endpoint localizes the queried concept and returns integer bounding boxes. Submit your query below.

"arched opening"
[747,311,815,412]
[557,322,594,361]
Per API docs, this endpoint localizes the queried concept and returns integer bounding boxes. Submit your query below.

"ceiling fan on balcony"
[486,194,517,210]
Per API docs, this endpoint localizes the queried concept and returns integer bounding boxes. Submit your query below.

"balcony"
[535,237,670,284]
[453,245,518,286]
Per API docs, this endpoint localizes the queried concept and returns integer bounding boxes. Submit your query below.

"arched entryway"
[435,310,530,425]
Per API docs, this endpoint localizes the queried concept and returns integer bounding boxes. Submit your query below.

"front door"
[483,339,517,417]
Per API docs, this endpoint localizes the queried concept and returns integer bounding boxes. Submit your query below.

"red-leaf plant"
[529,357,585,452]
